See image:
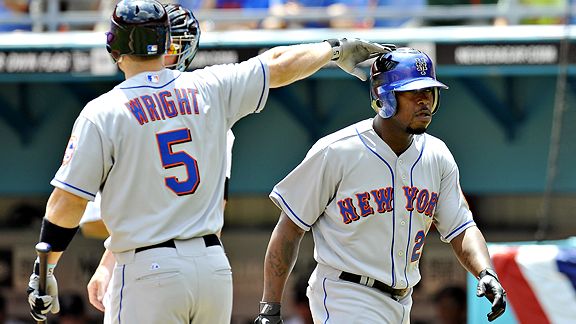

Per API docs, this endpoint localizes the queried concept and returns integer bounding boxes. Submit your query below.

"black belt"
[135,234,221,253]
[339,272,409,298]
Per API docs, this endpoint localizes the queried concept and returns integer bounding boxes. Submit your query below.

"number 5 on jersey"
[156,128,200,196]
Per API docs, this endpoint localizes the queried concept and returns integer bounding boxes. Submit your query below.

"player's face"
[164,41,181,67]
[394,88,434,134]
[164,54,178,66]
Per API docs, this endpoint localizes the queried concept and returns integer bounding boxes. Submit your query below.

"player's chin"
[407,124,428,135]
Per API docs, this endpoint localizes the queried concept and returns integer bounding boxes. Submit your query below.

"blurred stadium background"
[1,0,576,323]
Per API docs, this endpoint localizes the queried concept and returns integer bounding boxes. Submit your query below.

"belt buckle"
[392,287,409,299]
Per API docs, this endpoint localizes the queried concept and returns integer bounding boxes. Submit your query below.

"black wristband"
[478,268,500,282]
[259,301,281,316]
[39,218,79,252]
[223,177,230,201]
[324,38,341,61]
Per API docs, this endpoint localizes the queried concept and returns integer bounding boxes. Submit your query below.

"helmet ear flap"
[431,87,440,115]
[370,52,401,118]
[378,91,397,119]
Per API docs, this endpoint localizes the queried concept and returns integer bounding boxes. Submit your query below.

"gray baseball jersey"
[270,119,475,289]
[52,58,269,252]
[79,130,236,226]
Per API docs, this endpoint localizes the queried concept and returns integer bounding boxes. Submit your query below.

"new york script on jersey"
[337,185,439,224]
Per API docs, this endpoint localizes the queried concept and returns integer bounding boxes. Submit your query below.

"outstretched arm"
[260,42,331,88]
[260,39,393,88]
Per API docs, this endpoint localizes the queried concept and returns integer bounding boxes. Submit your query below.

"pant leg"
[106,237,233,324]
[108,247,193,324]
[190,246,233,324]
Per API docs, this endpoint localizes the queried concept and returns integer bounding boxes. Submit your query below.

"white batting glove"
[27,260,59,321]
[326,38,396,81]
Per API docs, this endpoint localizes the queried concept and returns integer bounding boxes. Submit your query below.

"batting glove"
[476,268,506,322]
[27,259,59,321]
[325,38,396,81]
[254,301,283,324]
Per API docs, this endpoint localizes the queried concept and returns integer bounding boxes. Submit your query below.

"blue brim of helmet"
[395,78,448,91]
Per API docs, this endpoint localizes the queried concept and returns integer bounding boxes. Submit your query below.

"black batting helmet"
[106,0,170,62]
[164,4,200,71]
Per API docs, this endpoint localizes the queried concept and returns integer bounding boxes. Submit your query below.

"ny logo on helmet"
[415,58,428,76]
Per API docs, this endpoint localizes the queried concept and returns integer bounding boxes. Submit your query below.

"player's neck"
[373,117,413,156]
[118,56,165,79]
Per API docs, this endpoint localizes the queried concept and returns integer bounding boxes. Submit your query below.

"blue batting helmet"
[370,48,448,118]
[164,4,200,72]
[106,0,170,62]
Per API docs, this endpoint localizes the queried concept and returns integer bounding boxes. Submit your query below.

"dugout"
[0,25,575,322]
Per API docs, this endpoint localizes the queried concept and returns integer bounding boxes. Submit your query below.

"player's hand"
[254,301,283,324]
[27,260,59,321]
[87,263,113,312]
[327,38,396,81]
[476,268,506,322]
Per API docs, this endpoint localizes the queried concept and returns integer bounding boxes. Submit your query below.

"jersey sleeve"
[199,57,269,128]
[79,193,102,225]
[50,115,112,201]
[270,145,341,231]
[433,150,476,243]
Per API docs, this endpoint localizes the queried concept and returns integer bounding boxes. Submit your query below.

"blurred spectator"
[0,203,43,229]
[0,0,32,32]
[433,286,467,324]
[191,0,271,30]
[494,0,566,25]
[284,272,313,324]
[178,0,211,10]
[51,0,102,31]
[0,293,26,324]
[92,0,120,32]
[427,0,498,26]
[263,0,425,29]
[369,0,425,28]
[55,293,93,324]
[265,0,350,29]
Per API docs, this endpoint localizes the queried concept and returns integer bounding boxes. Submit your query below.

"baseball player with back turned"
[80,4,236,316]
[25,0,393,323]
[254,48,507,324]
[78,4,235,241]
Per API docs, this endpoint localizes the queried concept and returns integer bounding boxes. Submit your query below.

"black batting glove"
[476,268,507,322]
[254,301,283,324]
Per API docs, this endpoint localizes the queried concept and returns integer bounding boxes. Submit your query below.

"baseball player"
[80,4,236,241]
[81,6,234,317]
[255,48,507,323]
[25,0,392,322]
